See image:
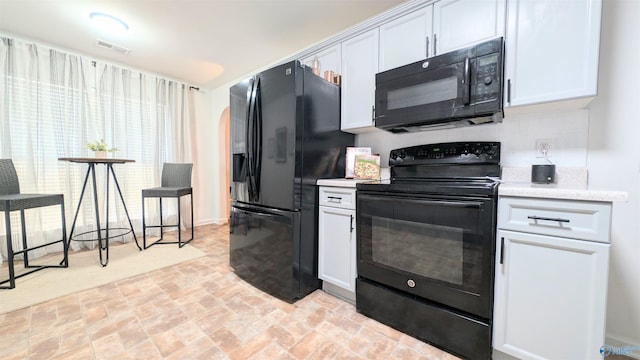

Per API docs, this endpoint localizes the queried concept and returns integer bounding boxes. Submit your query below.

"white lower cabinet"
[318,186,357,302]
[493,197,611,360]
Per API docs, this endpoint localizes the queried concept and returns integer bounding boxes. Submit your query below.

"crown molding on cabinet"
[288,0,434,63]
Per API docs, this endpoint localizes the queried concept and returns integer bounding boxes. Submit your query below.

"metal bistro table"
[59,157,141,266]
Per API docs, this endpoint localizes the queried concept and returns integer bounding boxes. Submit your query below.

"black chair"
[0,159,68,289]
[142,163,194,249]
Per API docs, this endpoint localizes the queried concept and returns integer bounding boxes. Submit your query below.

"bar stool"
[0,159,68,289]
[141,163,193,249]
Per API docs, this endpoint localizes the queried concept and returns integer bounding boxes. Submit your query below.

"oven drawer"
[319,187,356,210]
[498,197,612,243]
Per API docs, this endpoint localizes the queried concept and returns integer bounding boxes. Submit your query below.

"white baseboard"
[605,334,640,359]
[194,218,228,227]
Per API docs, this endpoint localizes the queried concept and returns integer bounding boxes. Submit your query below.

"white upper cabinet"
[504,0,602,107]
[379,1,505,72]
[433,0,506,56]
[341,29,379,133]
[302,44,342,78]
[378,6,433,72]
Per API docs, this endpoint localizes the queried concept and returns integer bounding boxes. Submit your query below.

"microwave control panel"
[474,53,501,103]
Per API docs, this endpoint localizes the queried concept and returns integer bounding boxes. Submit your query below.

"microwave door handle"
[462,57,471,105]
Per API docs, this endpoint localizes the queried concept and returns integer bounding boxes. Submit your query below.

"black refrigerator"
[229,60,354,303]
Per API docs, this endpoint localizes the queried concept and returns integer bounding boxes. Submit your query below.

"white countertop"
[498,182,628,202]
[500,166,628,202]
[316,178,375,188]
[318,167,629,202]
[317,168,390,188]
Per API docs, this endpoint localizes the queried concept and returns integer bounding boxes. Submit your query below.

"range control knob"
[483,76,493,85]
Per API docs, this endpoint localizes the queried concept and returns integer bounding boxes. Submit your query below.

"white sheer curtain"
[0,36,195,262]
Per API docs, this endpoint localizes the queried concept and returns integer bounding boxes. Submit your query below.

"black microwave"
[375,37,504,133]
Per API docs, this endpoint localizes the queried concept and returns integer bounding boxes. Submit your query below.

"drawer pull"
[327,196,342,203]
[527,215,570,223]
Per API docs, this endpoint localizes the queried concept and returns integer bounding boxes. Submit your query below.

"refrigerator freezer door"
[229,202,301,302]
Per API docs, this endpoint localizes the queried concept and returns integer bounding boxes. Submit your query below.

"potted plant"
[87,139,117,158]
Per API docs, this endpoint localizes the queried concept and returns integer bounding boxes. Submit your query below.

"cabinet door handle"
[426,36,430,58]
[500,237,505,265]
[507,79,512,104]
[350,214,354,233]
[527,215,570,223]
[433,33,437,56]
[327,196,342,203]
[372,105,375,122]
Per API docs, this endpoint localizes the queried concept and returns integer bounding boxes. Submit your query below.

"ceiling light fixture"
[89,12,129,32]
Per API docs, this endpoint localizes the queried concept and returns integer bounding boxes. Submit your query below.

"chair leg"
[190,193,194,243]
[4,209,16,289]
[60,201,68,268]
[159,198,163,241]
[177,196,182,247]
[142,196,147,249]
[20,209,29,268]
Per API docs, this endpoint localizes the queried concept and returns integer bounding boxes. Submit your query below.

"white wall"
[201,0,639,349]
[588,0,640,351]
[192,89,217,225]
[194,85,235,225]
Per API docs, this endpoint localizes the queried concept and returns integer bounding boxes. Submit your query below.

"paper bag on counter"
[345,147,371,178]
[354,154,381,180]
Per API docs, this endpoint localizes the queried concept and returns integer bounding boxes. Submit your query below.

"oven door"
[357,191,496,319]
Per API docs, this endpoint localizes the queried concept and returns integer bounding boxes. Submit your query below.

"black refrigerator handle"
[254,77,263,200]
[247,78,258,201]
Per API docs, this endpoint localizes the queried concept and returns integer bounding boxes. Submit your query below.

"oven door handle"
[360,194,485,210]
[398,198,484,209]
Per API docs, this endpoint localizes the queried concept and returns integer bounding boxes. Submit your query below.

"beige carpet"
[0,241,206,314]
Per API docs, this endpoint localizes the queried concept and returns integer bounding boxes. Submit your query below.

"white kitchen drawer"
[319,186,356,210]
[498,197,611,243]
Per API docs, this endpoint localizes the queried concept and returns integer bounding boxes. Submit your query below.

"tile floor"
[0,224,461,360]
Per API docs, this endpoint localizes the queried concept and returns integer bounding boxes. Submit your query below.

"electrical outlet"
[535,138,552,158]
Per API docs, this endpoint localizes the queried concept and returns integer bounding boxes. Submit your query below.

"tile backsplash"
[355,108,590,168]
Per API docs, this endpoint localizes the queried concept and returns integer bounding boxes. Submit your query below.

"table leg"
[67,165,92,249]
[102,163,110,266]
[109,164,141,251]
[89,164,108,267]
